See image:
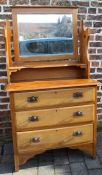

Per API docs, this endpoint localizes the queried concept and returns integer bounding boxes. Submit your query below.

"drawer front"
[16,104,95,130]
[14,87,95,110]
[17,124,93,153]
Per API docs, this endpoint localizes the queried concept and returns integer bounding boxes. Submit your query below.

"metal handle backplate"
[31,137,40,143]
[73,111,83,117]
[73,131,83,137]
[73,92,83,98]
[28,116,39,122]
[27,96,38,103]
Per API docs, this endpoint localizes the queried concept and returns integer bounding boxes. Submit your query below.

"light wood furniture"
[5,6,99,171]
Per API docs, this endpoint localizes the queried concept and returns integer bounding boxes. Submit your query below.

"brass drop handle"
[31,137,40,143]
[27,96,38,103]
[73,111,83,117]
[73,131,83,137]
[28,116,39,122]
[73,92,83,98]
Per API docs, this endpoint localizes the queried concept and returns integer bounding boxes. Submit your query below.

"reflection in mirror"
[17,14,73,57]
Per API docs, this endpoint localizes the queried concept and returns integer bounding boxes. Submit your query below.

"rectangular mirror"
[12,7,78,62]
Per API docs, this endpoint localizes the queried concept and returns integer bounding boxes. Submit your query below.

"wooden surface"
[9,62,87,83]
[80,20,90,64]
[4,21,12,83]
[14,87,95,110]
[10,67,84,82]
[93,86,97,157]
[17,124,93,153]
[10,61,86,69]
[10,94,19,171]
[80,20,90,79]
[71,143,95,157]
[5,21,12,66]
[16,104,94,131]
[6,79,99,92]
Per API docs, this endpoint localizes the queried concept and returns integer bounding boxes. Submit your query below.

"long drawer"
[17,124,93,153]
[15,104,95,130]
[14,87,95,110]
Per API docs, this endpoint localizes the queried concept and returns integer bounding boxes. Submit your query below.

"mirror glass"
[17,14,73,57]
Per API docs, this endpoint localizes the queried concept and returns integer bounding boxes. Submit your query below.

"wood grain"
[4,21,12,83]
[14,87,95,110]
[6,79,99,92]
[71,143,95,158]
[9,62,87,82]
[80,20,90,79]
[17,124,93,153]
[10,67,83,82]
[10,94,19,171]
[18,142,95,166]
[10,61,87,69]
[16,104,95,130]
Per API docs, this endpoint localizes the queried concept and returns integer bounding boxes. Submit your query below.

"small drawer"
[15,104,95,130]
[17,124,93,153]
[14,87,95,110]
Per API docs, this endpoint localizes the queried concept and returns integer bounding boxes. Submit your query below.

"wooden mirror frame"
[12,6,78,62]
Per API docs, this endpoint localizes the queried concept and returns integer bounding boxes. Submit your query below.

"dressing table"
[5,6,99,171]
